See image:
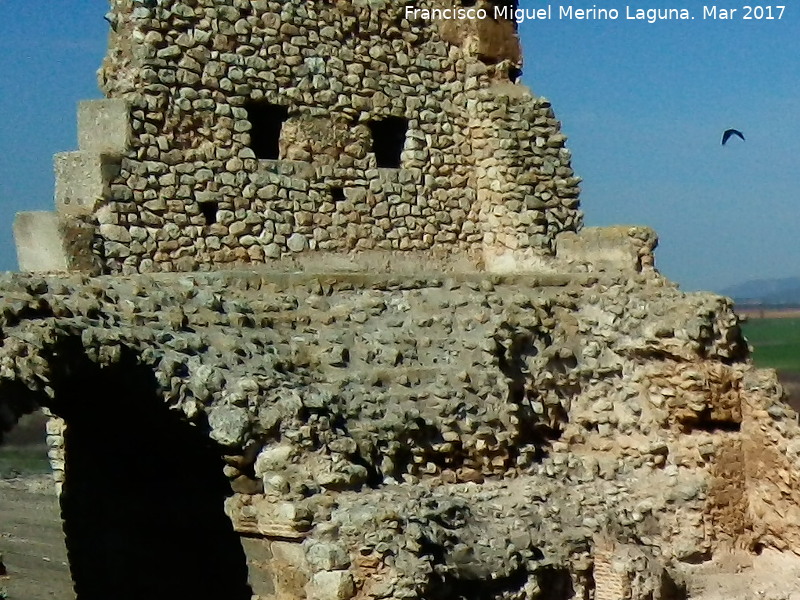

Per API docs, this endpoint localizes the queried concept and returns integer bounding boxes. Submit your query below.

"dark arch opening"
[54,348,252,600]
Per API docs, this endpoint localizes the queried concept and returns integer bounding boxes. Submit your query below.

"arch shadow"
[49,347,252,600]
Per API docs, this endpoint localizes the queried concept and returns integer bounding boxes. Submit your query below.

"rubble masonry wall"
[74,0,582,274]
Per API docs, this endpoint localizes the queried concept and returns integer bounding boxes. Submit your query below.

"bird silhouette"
[721,129,745,145]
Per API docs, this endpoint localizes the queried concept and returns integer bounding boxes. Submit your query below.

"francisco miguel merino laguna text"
[405,5,736,23]
[403,5,693,22]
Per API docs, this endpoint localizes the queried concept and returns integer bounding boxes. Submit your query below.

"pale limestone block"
[77,99,130,155]
[13,211,68,272]
[54,151,120,217]
[305,570,355,600]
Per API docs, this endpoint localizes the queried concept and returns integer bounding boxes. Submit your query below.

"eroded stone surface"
[0,267,795,599]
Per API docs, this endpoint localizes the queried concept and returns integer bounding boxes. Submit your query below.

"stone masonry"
[5,1,800,600]
[0,264,798,600]
[16,0,580,276]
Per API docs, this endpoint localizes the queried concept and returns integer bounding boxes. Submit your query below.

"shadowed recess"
[56,349,252,600]
[245,101,288,160]
[368,116,408,169]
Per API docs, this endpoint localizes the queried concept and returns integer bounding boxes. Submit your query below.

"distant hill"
[719,277,800,307]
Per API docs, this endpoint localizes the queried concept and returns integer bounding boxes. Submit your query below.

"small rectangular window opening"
[245,101,289,160]
[199,199,219,225]
[368,117,408,169]
[330,187,346,203]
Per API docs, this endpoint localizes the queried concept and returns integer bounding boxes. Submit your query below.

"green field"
[741,317,800,372]
[0,445,50,479]
[0,412,50,478]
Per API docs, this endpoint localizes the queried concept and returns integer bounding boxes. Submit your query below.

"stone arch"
[0,340,253,600]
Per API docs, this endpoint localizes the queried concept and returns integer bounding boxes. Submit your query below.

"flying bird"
[721,129,745,145]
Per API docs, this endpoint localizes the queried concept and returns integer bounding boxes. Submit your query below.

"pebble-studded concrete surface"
[0,267,795,599]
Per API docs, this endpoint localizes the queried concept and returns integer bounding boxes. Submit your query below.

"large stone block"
[77,99,130,155]
[13,212,98,273]
[240,538,276,599]
[556,225,658,273]
[54,151,120,217]
[305,570,355,600]
[13,211,69,272]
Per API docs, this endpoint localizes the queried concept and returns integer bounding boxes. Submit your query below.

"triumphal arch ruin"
[4,1,799,599]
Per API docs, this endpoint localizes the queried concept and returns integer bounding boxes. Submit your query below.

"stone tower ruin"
[16,0,586,276]
[4,2,800,600]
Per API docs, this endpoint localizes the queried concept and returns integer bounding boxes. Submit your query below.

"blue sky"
[0,1,798,291]
[0,1,108,271]
[522,0,800,290]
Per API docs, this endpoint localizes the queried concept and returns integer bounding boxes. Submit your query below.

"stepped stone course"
[3,1,800,599]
